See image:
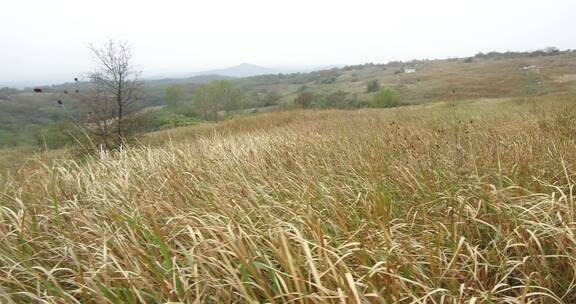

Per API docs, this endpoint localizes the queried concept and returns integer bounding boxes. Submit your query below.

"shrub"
[372,88,403,108]
[366,80,381,93]
[294,92,315,108]
[167,114,200,128]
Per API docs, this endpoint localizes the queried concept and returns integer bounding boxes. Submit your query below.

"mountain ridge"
[184,63,287,78]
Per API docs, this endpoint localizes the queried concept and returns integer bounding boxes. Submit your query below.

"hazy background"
[1,0,575,86]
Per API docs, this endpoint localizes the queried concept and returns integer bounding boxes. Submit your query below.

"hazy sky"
[1,0,575,86]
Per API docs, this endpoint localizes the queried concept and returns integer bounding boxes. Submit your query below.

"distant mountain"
[0,64,333,88]
[0,80,56,89]
[186,63,288,78]
[144,74,232,85]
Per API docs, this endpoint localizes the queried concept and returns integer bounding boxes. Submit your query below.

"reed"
[1,95,575,303]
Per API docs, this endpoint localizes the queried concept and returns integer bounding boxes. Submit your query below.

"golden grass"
[281,53,576,103]
[1,95,576,303]
[0,147,68,175]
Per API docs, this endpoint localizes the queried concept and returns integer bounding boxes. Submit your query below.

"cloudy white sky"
[1,0,575,86]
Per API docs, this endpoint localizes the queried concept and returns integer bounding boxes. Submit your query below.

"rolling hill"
[232,51,576,103]
[184,63,286,78]
[2,50,576,151]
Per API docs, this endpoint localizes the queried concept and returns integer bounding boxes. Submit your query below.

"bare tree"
[56,40,144,152]
[75,85,116,150]
[88,40,143,139]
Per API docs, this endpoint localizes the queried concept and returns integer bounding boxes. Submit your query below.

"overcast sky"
[1,0,575,86]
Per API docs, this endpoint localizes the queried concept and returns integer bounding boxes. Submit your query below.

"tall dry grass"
[1,95,576,303]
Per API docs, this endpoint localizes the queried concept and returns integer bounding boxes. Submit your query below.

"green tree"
[220,83,242,119]
[194,85,210,120]
[165,85,188,111]
[372,88,402,108]
[195,80,242,121]
[209,80,241,120]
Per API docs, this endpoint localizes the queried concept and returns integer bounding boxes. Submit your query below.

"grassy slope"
[237,53,576,103]
[3,53,576,133]
[1,94,576,302]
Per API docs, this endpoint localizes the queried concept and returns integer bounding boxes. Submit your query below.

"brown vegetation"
[1,94,576,302]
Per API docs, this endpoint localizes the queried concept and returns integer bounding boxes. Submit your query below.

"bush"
[294,92,315,108]
[33,122,79,149]
[320,90,360,109]
[259,91,281,107]
[372,88,403,108]
[366,80,381,93]
[138,108,201,131]
[167,114,201,128]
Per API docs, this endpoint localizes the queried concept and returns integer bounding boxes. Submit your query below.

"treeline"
[0,76,409,149]
[473,47,573,60]
[235,69,345,89]
[143,80,295,130]
[293,87,403,109]
[141,80,244,130]
[142,78,406,131]
[0,91,77,148]
[0,40,421,150]
[0,87,19,100]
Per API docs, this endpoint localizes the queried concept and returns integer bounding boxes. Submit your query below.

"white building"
[521,65,536,71]
[402,67,416,73]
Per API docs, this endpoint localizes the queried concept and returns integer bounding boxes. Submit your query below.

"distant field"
[2,52,576,152]
[1,94,575,302]
[236,53,576,103]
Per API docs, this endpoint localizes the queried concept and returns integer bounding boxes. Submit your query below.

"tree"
[75,84,118,150]
[250,90,281,107]
[372,88,402,108]
[165,85,189,112]
[88,40,143,140]
[192,81,242,121]
[321,90,360,109]
[263,91,281,106]
[217,81,242,119]
[294,92,315,108]
[543,46,560,55]
[194,85,210,120]
[366,80,380,93]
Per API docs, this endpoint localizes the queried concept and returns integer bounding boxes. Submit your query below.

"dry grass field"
[1,94,576,303]
[265,53,576,104]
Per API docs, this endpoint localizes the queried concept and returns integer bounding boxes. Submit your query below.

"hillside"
[234,52,576,103]
[1,51,576,150]
[1,94,576,302]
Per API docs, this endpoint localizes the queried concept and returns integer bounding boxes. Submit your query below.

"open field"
[237,53,576,104]
[0,147,68,175]
[1,94,576,302]
[3,52,576,151]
